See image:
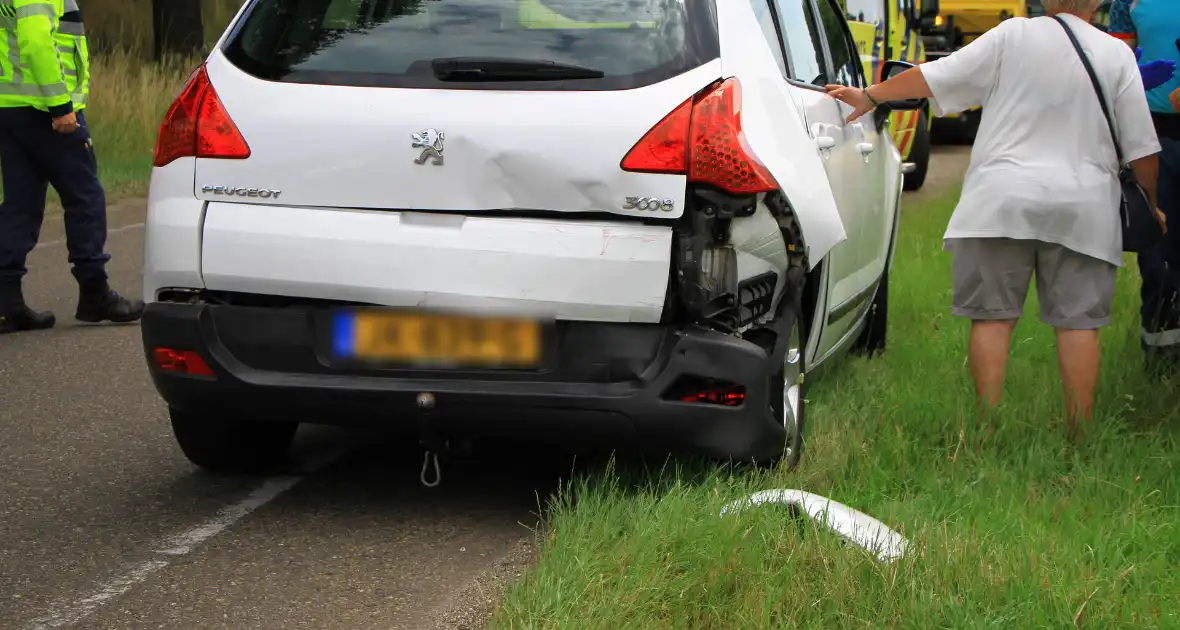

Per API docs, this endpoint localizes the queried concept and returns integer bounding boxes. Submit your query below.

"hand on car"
[1135,48,1176,91]
[825,85,874,122]
[51,112,79,134]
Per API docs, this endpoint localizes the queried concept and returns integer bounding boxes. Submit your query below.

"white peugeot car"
[141,0,924,474]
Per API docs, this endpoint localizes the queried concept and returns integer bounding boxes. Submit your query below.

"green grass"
[492,194,1180,629]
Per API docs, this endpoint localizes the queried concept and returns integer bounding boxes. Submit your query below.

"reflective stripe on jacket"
[56,0,86,110]
[0,0,74,115]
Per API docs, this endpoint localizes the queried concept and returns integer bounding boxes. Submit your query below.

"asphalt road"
[0,146,970,630]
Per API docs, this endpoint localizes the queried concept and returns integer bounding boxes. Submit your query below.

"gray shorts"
[948,238,1116,330]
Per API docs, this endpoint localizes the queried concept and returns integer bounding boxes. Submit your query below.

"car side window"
[749,0,789,78]
[815,0,863,87]
[772,0,828,85]
[842,22,868,88]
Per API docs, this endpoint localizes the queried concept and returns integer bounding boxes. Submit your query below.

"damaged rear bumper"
[141,302,788,462]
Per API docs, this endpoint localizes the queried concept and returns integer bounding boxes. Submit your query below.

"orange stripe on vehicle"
[898,130,914,157]
[890,112,906,142]
[888,112,907,150]
[903,110,917,131]
[899,110,916,139]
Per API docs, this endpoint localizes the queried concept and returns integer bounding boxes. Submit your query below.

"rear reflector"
[620,78,778,195]
[152,348,215,377]
[663,376,747,407]
[153,65,250,168]
[681,386,746,406]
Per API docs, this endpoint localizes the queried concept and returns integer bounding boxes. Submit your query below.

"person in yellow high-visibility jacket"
[0,0,142,335]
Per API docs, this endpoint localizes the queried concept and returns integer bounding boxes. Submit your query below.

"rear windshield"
[222,0,719,90]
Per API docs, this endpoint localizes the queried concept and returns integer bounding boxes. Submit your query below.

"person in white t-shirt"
[826,0,1163,439]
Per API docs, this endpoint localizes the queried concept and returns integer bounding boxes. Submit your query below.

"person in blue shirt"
[1109,0,1180,372]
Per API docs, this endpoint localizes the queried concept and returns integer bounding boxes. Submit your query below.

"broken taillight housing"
[153,64,251,168]
[620,78,779,195]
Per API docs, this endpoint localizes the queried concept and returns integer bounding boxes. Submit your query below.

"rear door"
[828,0,893,286]
[770,0,862,273]
[809,0,887,352]
[761,0,867,357]
[197,0,721,220]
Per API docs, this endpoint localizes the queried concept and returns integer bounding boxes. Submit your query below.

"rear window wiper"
[431,57,606,82]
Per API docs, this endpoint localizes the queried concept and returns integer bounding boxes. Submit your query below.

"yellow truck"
[843,0,941,190]
[918,1,1044,142]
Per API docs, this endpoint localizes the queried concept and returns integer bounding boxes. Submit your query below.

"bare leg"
[969,319,1018,410]
[1055,328,1100,441]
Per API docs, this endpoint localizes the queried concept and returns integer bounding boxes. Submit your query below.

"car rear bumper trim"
[140,302,786,461]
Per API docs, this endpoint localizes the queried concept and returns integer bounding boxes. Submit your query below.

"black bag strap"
[1053,15,1124,166]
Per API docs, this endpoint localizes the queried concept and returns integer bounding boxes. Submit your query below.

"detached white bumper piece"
[720,489,908,563]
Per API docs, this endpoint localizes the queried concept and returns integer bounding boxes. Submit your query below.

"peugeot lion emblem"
[412,128,445,166]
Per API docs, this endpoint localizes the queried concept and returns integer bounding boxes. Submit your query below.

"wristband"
[864,88,880,108]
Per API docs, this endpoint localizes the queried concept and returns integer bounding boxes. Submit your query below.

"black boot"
[75,278,145,324]
[0,279,56,334]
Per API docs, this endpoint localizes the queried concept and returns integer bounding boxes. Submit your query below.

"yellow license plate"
[346,311,542,368]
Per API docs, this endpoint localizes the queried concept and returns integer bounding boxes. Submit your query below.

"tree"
[152,0,205,61]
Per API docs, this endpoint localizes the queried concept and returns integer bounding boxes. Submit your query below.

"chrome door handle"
[856,142,875,163]
[817,136,836,159]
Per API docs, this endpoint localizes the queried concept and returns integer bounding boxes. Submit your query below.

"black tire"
[902,110,931,192]
[930,112,977,146]
[169,407,297,474]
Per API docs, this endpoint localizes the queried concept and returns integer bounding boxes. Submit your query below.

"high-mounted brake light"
[153,65,250,168]
[620,78,778,195]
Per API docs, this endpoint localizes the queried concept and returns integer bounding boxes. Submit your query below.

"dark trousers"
[1138,134,1180,366]
[0,107,110,285]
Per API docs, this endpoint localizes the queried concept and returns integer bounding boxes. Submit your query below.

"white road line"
[32,222,145,251]
[25,448,344,629]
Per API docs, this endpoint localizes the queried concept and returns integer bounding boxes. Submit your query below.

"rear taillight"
[152,347,215,377]
[662,376,747,407]
[681,385,746,406]
[620,78,778,195]
[153,65,250,168]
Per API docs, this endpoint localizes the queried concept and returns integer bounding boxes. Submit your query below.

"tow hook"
[416,392,445,488]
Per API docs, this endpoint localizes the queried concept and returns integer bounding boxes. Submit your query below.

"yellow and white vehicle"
[843,0,940,190]
[919,1,1044,143]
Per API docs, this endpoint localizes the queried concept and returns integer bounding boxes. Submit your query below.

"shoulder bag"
[1053,15,1163,253]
